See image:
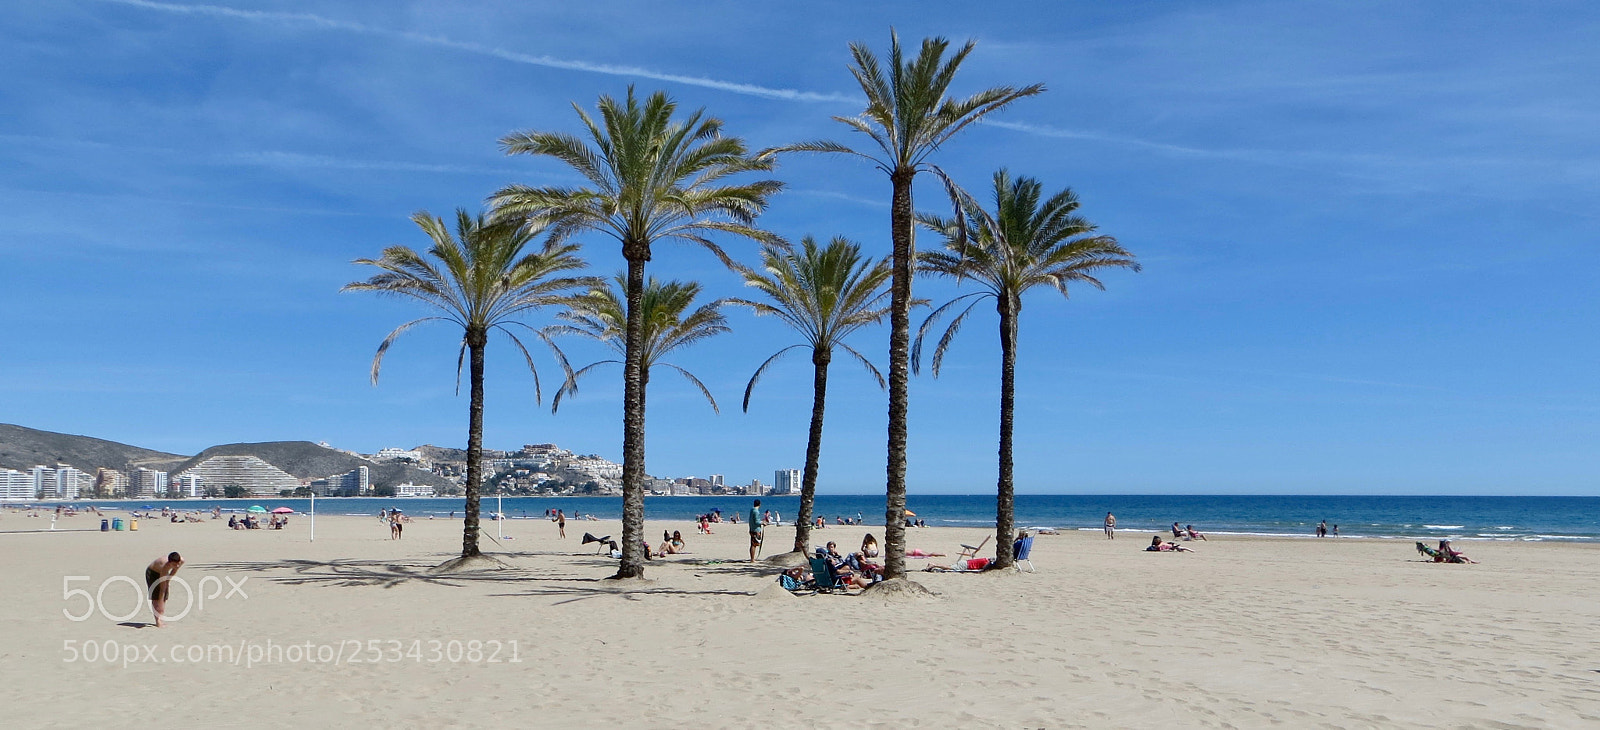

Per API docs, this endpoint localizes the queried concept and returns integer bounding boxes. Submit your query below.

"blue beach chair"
[808,555,849,593]
[1013,535,1035,573]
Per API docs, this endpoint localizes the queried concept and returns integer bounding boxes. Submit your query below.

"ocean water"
[31,494,1600,542]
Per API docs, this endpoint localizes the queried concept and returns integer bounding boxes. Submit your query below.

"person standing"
[145,552,183,628]
[1317,520,1327,538]
[557,509,566,539]
[748,499,763,562]
[1104,512,1116,539]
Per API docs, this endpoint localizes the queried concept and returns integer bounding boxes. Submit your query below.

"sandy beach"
[2,508,1597,728]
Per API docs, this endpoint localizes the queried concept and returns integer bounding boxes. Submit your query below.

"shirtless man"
[145,552,184,627]
[1104,512,1116,539]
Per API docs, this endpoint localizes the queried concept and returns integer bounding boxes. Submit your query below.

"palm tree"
[344,210,591,559]
[492,88,781,579]
[548,274,730,418]
[772,32,1042,580]
[727,236,892,554]
[915,170,1139,568]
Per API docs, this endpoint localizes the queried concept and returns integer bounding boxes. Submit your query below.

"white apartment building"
[54,465,87,499]
[373,448,423,463]
[0,469,34,501]
[393,483,435,497]
[709,474,724,487]
[773,469,800,496]
[175,474,205,497]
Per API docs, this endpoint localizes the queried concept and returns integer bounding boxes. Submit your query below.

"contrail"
[92,0,858,103]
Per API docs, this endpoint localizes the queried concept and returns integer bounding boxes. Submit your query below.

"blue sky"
[3,1,1597,495]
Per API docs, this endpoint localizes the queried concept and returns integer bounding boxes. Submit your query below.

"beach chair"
[956,535,991,563]
[808,555,849,593]
[1013,535,1035,572]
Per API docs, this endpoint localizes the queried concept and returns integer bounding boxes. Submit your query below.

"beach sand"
[3,508,1598,728]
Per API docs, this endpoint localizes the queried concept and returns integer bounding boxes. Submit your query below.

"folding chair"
[808,555,849,593]
[1013,535,1035,572]
[956,535,991,563]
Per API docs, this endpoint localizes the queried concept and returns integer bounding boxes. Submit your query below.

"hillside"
[160,441,449,489]
[0,424,184,474]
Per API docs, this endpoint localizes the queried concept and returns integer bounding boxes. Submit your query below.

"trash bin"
[100,519,109,532]
[130,518,139,531]
[112,518,124,531]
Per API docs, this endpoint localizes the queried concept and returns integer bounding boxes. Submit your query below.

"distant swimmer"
[145,552,184,627]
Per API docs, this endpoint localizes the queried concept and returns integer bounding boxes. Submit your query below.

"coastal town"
[0,426,801,501]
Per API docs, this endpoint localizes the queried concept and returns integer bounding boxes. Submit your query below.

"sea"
[22,494,1600,543]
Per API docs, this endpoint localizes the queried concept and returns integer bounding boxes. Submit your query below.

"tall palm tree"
[548,274,729,417]
[492,88,781,578]
[344,210,591,559]
[915,170,1139,568]
[727,236,892,554]
[772,32,1042,580]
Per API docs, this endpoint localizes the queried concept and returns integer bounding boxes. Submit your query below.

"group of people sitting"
[226,513,281,530]
[781,534,887,591]
[1147,534,1196,552]
[1171,522,1207,541]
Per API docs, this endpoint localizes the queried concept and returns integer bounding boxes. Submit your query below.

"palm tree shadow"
[199,556,775,598]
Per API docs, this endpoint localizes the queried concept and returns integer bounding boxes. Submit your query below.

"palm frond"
[742,344,806,412]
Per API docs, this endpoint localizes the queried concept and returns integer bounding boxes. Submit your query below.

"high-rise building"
[773,469,800,496]
[0,469,33,501]
[129,468,169,498]
[709,474,724,488]
[175,474,205,497]
[54,465,87,499]
[95,468,128,498]
[30,465,56,499]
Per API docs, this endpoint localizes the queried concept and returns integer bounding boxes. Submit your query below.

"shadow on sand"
[198,553,778,601]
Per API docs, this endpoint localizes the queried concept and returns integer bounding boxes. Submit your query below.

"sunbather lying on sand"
[923,557,993,572]
[1147,535,1195,552]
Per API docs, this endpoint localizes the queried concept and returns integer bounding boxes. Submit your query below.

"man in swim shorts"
[748,499,763,562]
[145,552,184,627]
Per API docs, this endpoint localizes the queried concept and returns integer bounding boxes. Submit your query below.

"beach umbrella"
[247,505,267,513]
[904,509,916,517]
[271,507,294,514]
[141,505,155,509]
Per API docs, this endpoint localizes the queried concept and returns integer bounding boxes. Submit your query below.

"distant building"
[0,469,33,501]
[773,469,800,496]
[175,474,205,497]
[129,468,169,498]
[393,483,435,497]
[174,456,296,497]
[95,468,128,498]
[54,465,87,499]
[709,474,724,488]
[308,465,369,496]
[373,448,423,463]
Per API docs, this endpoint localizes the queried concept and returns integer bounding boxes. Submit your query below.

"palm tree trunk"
[883,167,914,580]
[615,252,648,578]
[793,349,830,553]
[461,328,487,558]
[994,296,1018,568]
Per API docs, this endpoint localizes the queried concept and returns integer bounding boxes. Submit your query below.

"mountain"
[161,441,449,489]
[0,424,183,474]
